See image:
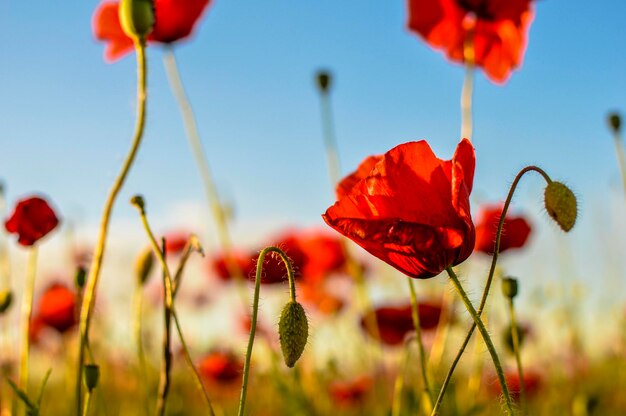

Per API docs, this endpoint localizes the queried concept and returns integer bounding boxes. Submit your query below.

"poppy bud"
[130,195,145,211]
[501,277,518,299]
[75,266,87,289]
[278,301,308,368]
[316,70,332,94]
[119,0,155,41]
[608,112,621,134]
[544,181,577,232]
[503,323,526,354]
[134,248,154,285]
[84,364,100,392]
[0,290,12,314]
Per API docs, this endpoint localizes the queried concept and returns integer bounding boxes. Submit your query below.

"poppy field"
[1,1,625,415]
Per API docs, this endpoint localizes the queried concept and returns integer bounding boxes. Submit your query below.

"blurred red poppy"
[488,369,542,400]
[407,0,534,83]
[198,350,243,383]
[328,376,373,405]
[361,302,442,346]
[36,283,77,333]
[5,196,60,246]
[474,205,532,254]
[323,139,475,279]
[93,0,211,62]
[163,231,192,255]
[297,231,347,283]
[211,251,255,282]
[299,281,345,315]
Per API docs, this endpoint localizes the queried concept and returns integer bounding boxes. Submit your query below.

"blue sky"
[0,0,625,243]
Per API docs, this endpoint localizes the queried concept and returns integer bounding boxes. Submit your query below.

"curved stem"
[508,298,526,412]
[445,267,513,415]
[431,166,551,415]
[238,246,296,416]
[461,29,475,141]
[19,247,37,414]
[407,278,433,413]
[76,40,148,413]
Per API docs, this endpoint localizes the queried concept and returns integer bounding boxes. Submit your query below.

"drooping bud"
[501,277,518,299]
[75,266,87,290]
[84,364,100,392]
[134,247,154,285]
[0,290,13,314]
[278,301,308,368]
[119,0,155,41]
[608,112,621,134]
[316,70,332,94]
[544,181,577,232]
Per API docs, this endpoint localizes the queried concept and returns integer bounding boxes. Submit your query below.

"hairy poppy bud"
[134,248,154,285]
[316,70,332,94]
[0,290,12,314]
[278,301,308,368]
[84,364,100,392]
[608,112,621,134]
[544,182,577,232]
[119,0,155,41]
[501,277,518,299]
[75,266,87,289]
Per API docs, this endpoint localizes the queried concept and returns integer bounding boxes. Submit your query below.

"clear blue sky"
[1,0,625,237]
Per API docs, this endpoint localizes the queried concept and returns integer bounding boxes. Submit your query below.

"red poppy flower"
[211,251,255,282]
[361,302,442,346]
[197,350,243,383]
[323,139,475,279]
[163,230,192,255]
[488,369,542,400]
[297,231,347,283]
[474,204,532,254]
[299,281,345,315]
[5,196,60,246]
[93,0,211,62]
[328,376,373,405]
[407,0,534,83]
[36,283,77,333]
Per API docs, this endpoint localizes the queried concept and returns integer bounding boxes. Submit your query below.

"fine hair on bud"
[544,181,577,232]
[278,301,309,368]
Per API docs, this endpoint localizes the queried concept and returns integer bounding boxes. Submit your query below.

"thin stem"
[76,40,148,413]
[407,278,433,413]
[431,166,551,415]
[132,280,150,416]
[508,298,526,412]
[445,267,513,415]
[133,200,215,416]
[391,337,414,416]
[461,29,475,141]
[238,246,297,416]
[19,247,37,413]
[155,240,171,416]
[427,289,454,372]
[162,49,249,305]
[82,390,92,416]
[611,129,626,198]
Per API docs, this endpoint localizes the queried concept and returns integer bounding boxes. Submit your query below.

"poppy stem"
[610,126,626,198]
[162,48,250,307]
[461,30,475,141]
[155,239,172,416]
[238,246,297,416]
[131,197,216,416]
[18,247,37,414]
[391,336,415,416]
[76,40,149,414]
[132,277,150,416]
[407,278,434,412]
[82,389,92,416]
[445,267,513,415]
[508,297,526,413]
[432,166,551,415]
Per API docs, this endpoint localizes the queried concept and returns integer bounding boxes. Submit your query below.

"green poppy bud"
[608,112,621,134]
[503,323,526,354]
[278,301,308,368]
[501,277,518,299]
[544,181,577,232]
[119,0,154,42]
[75,266,87,290]
[134,248,154,285]
[84,364,100,392]
[316,70,332,94]
[0,290,13,314]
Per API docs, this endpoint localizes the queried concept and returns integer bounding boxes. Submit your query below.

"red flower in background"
[328,376,373,406]
[474,205,532,254]
[296,231,346,283]
[5,196,60,246]
[198,350,243,383]
[163,230,192,255]
[323,139,475,279]
[93,0,211,62]
[488,369,542,400]
[36,283,77,333]
[299,282,345,315]
[361,302,442,346]
[407,0,534,83]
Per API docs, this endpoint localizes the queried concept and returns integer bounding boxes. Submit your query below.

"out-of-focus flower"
[406,0,534,83]
[328,375,373,405]
[296,231,347,283]
[29,316,45,344]
[299,282,345,315]
[323,139,475,279]
[36,283,77,333]
[488,369,542,400]
[474,205,532,254]
[163,230,192,255]
[5,196,60,246]
[361,302,443,346]
[93,0,211,62]
[197,350,243,384]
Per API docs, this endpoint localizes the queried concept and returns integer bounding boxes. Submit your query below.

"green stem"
[508,298,526,412]
[132,279,150,416]
[461,29,475,141]
[611,129,626,198]
[391,337,414,416]
[237,246,297,416]
[82,390,92,416]
[76,40,148,413]
[155,240,171,416]
[431,166,551,416]
[445,267,513,415]
[133,199,215,416]
[19,247,37,415]
[407,278,433,413]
